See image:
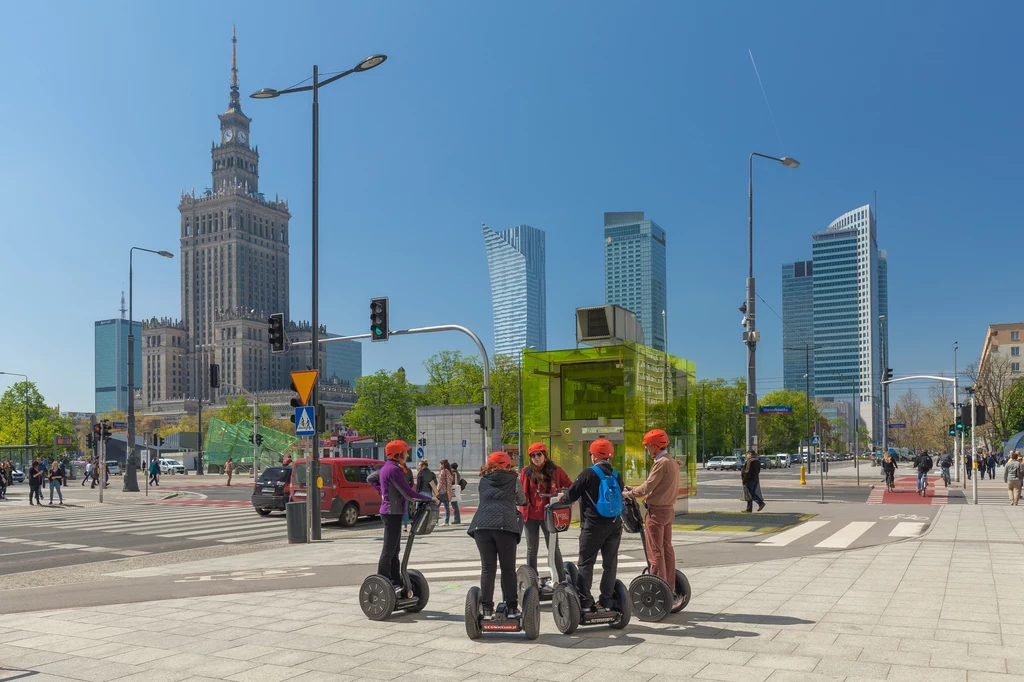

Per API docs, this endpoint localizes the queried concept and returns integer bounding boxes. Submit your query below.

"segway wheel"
[464,587,483,640]
[609,579,632,629]
[522,586,541,640]
[671,570,692,613]
[551,585,581,634]
[563,562,579,590]
[629,574,672,622]
[516,565,539,605]
[360,575,397,621]
[404,569,429,613]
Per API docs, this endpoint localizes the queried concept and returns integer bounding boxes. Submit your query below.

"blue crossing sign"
[294,406,315,436]
[811,435,821,445]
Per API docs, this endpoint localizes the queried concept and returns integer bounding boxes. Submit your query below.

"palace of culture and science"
[140,30,359,426]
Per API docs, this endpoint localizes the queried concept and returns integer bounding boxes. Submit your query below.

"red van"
[290,457,384,527]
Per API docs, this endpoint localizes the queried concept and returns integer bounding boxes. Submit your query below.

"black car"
[251,466,292,516]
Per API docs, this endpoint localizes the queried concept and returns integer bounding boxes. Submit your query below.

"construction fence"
[202,418,301,472]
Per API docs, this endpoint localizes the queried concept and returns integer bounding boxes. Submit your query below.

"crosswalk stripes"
[814,522,874,548]
[960,488,1020,506]
[409,554,651,581]
[756,519,927,550]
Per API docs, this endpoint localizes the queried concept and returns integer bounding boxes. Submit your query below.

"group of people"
[411,459,464,529]
[369,429,683,618]
[26,459,67,505]
[0,459,16,499]
[965,451,1001,480]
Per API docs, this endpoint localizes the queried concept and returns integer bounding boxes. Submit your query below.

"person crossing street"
[741,451,765,513]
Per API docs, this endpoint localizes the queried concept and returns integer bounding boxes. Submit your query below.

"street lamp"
[745,152,800,454]
[126,247,174,493]
[251,53,386,541]
[518,346,537,469]
[832,368,859,486]
[0,372,30,453]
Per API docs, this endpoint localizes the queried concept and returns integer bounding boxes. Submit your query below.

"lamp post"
[517,346,536,469]
[832,368,859,486]
[744,153,800,454]
[0,372,30,456]
[879,315,889,457]
[252,54,386,540]
[126,247,174,493]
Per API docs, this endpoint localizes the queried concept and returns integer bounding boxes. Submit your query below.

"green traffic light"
[374,327,382,335]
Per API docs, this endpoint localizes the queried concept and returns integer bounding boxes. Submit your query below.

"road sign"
[811,435,820,445]
[743,406,793,415]
[416,447,424,460]
[112,421,127,430]
[888,423,907,429]
[290,370,319,406]
[461,440,467,448]
[294,406,315,436]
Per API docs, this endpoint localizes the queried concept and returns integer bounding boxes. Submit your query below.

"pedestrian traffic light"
[92,423,101,445]
[370,297,389,342]
[948,423,956,436]
[418,438,426,447]
[255,434,263,446]
[101,421,112,443]
[975,403,987,426]
[884,368,894,382]
[86,433,94,450]
[960,404,971,427]
[210,363,220,389]
[474,405,493,431]
[268,313,286,353]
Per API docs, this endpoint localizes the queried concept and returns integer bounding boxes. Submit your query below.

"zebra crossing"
[955,488,1021,506]
[4,503,287,545]
[755,518,928,550]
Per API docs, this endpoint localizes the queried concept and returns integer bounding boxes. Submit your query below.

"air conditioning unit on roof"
[575,305,644,347]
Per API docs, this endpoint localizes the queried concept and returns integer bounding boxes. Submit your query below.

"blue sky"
[1,1,1020,412]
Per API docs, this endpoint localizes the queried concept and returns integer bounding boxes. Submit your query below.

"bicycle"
[940,466,951,487]
[884,470,895,493]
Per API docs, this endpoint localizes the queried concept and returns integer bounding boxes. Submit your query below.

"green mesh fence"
[203,417,301,470]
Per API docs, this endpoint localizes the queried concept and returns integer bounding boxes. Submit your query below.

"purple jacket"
[370,460,431,515]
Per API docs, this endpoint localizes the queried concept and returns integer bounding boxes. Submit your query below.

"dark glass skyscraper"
[95,318,142,414]
[781,260,814,397]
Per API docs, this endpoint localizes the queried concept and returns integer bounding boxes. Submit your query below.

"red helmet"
[527,442,548,455]
[589,439,615,459]
[487,451,513,468]
[384,440,410,459]
[642,429,669,449]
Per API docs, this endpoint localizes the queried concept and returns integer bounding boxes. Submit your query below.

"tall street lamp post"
[744,153,799,453]
[252,54,386,540]
[0,372,30,452]
[126,247,174,493]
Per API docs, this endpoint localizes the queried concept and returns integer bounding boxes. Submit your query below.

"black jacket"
[915,454,933,473]
[566,461,622,528]
[741,457,761,486]
[468,470,526,538]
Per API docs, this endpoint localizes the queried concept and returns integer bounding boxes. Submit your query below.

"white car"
[106,461,121,475]
[159,459,185,475]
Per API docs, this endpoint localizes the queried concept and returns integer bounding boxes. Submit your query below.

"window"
[1013,363,1021,373]
[1013,347,1021,357]
[1012,331,1020,341]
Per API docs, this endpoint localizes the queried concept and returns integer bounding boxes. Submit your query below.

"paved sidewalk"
[2,505,1024,681]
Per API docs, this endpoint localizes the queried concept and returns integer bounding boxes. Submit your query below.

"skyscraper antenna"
[231,25,238,92]
[120,290,127,319]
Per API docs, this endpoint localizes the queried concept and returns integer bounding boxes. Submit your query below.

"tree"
[215,396,274,425]
[423,351,484,405]
[826,417,847,453]
[0,381,76,448]
[488,354,520,444]
[1004,377,1024,439]
[756,388,818,455]
[967,357,1020,447]
[695,378,747,459]
[345,369,417,441]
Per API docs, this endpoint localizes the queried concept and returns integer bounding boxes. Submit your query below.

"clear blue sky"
[1,1,1020,412]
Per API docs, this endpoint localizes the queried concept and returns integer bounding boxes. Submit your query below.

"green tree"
[1004,376,1024,439]
[488,354,520,444]
[214,396,274,425]
[756,388,818,455]
[694,378,747,459]
[345,369,417,441]
[0,381,76,448]
[422,350,483,405]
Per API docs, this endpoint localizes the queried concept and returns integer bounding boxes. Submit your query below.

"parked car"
[758,455,771,469]
[777,454,793,468]
[721,456,743,471]
[251,466,292,516]
[159,458,186,475]
[105,461,121,476]
[290,457,384,527]
[10,467,25,483]
[707,456,726,470]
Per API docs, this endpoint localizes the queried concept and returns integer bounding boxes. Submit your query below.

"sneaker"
[757,502,766,512]
[482,605,494,619]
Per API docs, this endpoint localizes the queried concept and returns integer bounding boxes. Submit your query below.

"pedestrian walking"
[519,442,572,578]
[148,457,160,486]
[225,457,234,486]
[0,464,7,500]
[28,460,43,505]
[1005,452,1023,506]
[48,460,66,505]
[437,460,455,526]
[741,450,765,512]
[965,452,973,480]
[914,450,933,496]
[987,452,997,480]
[416,460,438,497]
[450,462,464,525]
[82,460,92,486]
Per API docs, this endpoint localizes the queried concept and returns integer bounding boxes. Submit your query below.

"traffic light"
[316,404,326,432]
[158,435,164,447]
[86,433,94,450]
[248,433,255,444]
[884,368,894,382]
[289,380,301,424]
[370,297,389,342]
[975,403,987,426]
[210,364,220,389]
[418,438,426,447]
[474,406,493,431]
[960,404,972,427]
[93,423,101,447]
[949,423,956,436]
[268,313,286,353]
[101,421,112,443]
[255,434,263,446]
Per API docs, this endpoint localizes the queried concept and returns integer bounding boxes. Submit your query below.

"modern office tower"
[95,317,142,414]
[812,205,887,441]
[782,260,815,397]
[603,212,667,351]
[325,335,362,387]
[483,223,547,357]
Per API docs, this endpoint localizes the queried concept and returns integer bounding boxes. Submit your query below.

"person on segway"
[467,451,527,618]
[371,440,438,592]
[556,438,624,612]
[520,442,573,582]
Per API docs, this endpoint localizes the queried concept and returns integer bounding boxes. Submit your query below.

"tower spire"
[120,290,127,320]
[228,25,242,112]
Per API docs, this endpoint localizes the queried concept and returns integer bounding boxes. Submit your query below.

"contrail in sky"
[748,49,783,146]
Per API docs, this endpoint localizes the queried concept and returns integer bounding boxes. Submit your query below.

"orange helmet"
[487,451,513,468]
[589,439,615,459]
[642,429,669,449]
[527,442,548,455]
[384,440,410,459]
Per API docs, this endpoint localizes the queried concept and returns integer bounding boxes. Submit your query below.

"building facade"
[483,223,547,357]
[95,318,142,414]
[812,205,888,441]
[141,318,188,408]
[325,335,362,387]
[415,404,504,472]
[603,212,667,351]
[978,323,1024,386]
[782,260,815,397]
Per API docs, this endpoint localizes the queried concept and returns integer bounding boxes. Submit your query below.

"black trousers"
[378,513,404,583]
[577,520,622,606]
[525,518,564,580]
[29,485,42,504]
[474,529,519,610]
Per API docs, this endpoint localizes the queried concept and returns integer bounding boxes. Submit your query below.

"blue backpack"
[589,465,623,518]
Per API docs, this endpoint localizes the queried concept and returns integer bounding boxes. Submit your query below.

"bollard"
[799,465,806,485]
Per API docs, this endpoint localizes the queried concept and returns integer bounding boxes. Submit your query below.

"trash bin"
[286,501,307,544]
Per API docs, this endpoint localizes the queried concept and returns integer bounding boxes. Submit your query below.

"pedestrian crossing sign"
[294,406,315,436]
[812,435,820,445]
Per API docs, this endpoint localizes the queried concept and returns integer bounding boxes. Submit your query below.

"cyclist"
[914,450,933,497]
[881,452,898,492]
[937,451,953,487]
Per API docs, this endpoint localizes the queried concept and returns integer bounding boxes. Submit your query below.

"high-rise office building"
[325,335,362,387]
[483,223,547,357]
[603,212,667,351]
[95,318,142,414]
[812,205,887,441]
[781,260,814,397]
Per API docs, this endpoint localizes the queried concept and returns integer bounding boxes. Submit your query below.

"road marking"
[419,561,651,580]
[757,520,830,547]
[814,521,874,548]
[889,522,926,537]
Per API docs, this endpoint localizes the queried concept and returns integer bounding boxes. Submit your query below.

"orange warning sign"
[290,370,318,406]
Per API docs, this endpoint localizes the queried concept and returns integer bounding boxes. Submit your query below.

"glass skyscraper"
[483,224,547,357]
[325,336,362,387]
[812,205,887,441]
[95,318,142,414]
[603,212,667,351]
[781,260,814,397]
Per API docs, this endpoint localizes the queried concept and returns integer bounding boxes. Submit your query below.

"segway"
[516,491,568,604]
[546,498,631,634]
[621,496,691,621]
[359,502,439,620]
[465,583,541,640]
